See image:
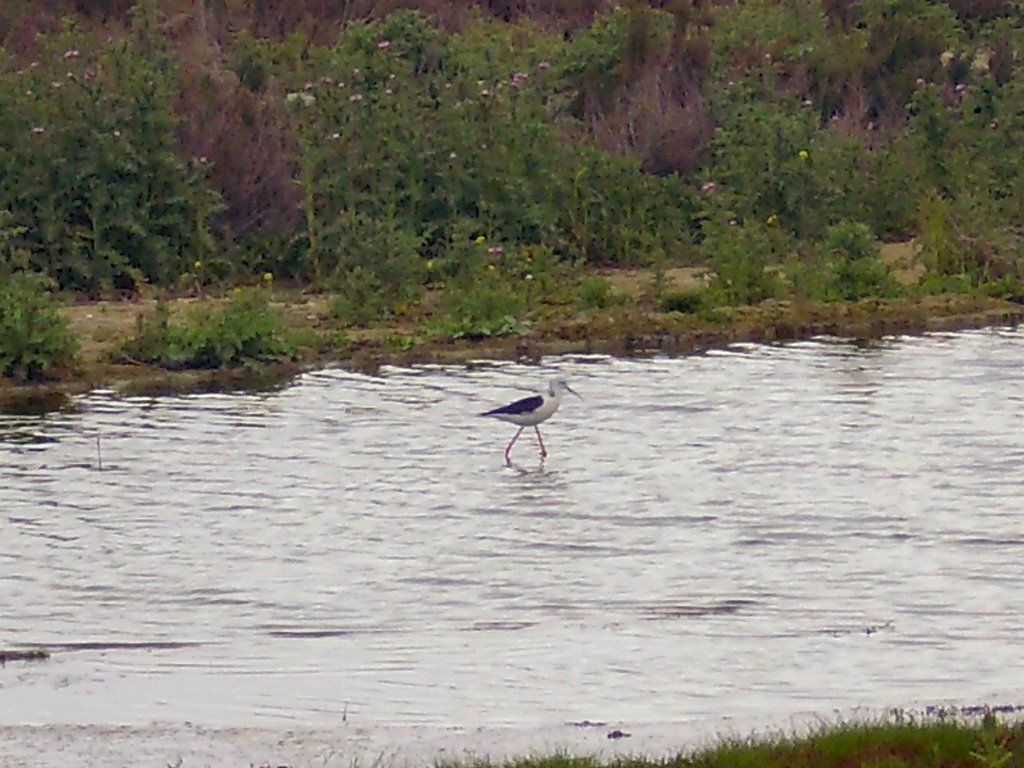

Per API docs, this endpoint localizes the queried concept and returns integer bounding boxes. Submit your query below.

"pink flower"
[701,181,716,193]
[349,93,363,102]
[63,49,79,59]
[487,245,504,256]
[377,40,391,49]
[32,126,45,134]
[510,71,528,87]
[538,61,550,70]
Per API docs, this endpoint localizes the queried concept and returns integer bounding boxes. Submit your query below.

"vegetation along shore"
[469,713,1024,768]
[2,0,1024,410]
[497,713,1024,768]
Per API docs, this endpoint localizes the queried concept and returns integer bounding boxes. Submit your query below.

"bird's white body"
[481,378,580,463]
[488,391,561,427]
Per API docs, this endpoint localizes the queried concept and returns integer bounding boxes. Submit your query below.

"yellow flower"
[475,235,486,244]
[798,149,809,161]
[193,260,203,270]
[426,259,435,270]
[262,271,274,283]
[766,214,779,226]
[487,264,496,271]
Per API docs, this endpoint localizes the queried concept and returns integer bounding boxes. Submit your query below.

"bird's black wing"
[481,395,543,417]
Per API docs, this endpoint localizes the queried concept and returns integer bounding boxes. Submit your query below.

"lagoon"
[2,329,1023,749]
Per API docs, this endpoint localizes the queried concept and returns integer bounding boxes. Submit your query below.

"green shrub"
[825,220,901,301]
[0,17,223,294]
[0,272,78,381]
[328,268,390,326]
[116,289,291,369]
[700,79,830,242]
[576,275,618,310]
[660,288,709,314]
[916,190,1021,287]
[433,247,531,339]
[701,219,787,306]
[285,8,692,304]
[439,279,528,340]
[787,222,901,302]
[320,214,426,324]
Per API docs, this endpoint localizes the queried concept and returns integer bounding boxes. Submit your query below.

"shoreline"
[2,293,1022,410]
[0,705,1020,768]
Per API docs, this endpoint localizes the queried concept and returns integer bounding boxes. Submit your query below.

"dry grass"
[601,266,707,298]
[881,240,925,284]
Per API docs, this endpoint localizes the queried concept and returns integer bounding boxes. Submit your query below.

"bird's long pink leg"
[505,427,524,464]
[534,426,547,459]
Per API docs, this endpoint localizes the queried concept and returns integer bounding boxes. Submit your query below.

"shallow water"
[3,329,1024,733]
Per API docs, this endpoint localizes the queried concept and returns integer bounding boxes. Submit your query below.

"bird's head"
[551,377,582,399]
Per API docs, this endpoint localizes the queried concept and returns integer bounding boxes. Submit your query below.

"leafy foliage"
[0,10,222,294]
[823,220,901,301]
[116,288,291,369]
[660,288,709,315]
[1,1,1024,318]
[701,218,788,306]
[0,272,78,381]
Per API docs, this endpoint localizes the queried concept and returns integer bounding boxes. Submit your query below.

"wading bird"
[481,378,581,464]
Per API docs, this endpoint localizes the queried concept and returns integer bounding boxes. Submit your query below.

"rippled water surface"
[3,329,1024,729]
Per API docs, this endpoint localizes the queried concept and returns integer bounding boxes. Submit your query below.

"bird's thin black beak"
[566,384,582,399]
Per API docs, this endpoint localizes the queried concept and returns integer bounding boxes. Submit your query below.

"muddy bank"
[0,722,667,768]
[1,292,1021,410]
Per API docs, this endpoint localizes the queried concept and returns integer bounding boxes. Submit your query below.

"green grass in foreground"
[442,717,1023,768]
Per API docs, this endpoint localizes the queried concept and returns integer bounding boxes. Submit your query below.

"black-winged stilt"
[481,378,581,464]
